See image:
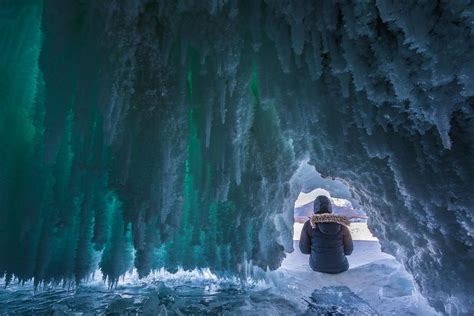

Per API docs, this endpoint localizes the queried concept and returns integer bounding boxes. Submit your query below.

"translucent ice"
[0,1,473,314]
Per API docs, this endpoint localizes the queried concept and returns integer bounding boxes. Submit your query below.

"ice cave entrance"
[292,188,377,242]
[279,186,438,315]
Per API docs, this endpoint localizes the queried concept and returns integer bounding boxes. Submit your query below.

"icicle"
[219,81,227,124]
[205,96,213,148]
[2,4,473,313]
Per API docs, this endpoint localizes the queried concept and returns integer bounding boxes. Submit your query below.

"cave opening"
[286,160,389,264]
[277,164,437,315]
[292,187,376,242]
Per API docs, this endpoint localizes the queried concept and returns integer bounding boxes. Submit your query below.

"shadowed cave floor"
[0,238,438,315]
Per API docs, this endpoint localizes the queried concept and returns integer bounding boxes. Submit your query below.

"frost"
[0,1,473,314]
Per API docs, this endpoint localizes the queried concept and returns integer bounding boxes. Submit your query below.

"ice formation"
[0,1,473,314]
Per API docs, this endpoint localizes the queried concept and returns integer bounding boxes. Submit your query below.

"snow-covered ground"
[279,222,438,315]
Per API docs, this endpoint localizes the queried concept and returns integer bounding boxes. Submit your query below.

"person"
[299,195,353,274]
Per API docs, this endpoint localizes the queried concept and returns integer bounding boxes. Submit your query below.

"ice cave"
[0,0,473,315]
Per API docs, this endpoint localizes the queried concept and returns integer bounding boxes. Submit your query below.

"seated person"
[299,195,353,273]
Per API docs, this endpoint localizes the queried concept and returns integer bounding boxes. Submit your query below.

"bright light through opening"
[293,188,377,241]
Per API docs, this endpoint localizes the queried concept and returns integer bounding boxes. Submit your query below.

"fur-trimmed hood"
[310,213,351,229]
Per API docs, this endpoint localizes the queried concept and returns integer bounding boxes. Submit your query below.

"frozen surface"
[0,1,473,314]
[306,286,377,315]
[279,240,438,316]
[0,240,437,315]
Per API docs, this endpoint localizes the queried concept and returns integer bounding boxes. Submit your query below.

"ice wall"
[0,1,473,314]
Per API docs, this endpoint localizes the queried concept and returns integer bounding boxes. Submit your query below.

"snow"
[279,240,438,315]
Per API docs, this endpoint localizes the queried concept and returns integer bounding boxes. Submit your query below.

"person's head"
[313,195,332,214]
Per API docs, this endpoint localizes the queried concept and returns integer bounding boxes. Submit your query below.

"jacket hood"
[309,213,351,234]
[313,195,332,214]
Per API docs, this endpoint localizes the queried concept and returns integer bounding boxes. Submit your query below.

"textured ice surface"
[0,240,436,315]
[0,1,473,314]
[305,286,376,315]
[0,270,301,315]
[280,240,438,316]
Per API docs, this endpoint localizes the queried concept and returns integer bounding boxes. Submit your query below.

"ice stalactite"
[0,1,473,314]
[0,0,44,286]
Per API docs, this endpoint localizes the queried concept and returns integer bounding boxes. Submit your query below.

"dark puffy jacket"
[299,216,353,274]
